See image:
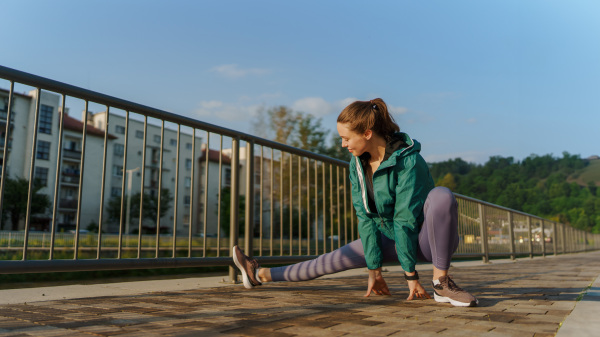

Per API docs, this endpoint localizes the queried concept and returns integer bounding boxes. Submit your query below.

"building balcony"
[58,199,78,209]
[62,149,82,160]
[61,175,80,185]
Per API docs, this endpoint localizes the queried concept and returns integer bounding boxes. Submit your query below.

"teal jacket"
[349,132,434,273]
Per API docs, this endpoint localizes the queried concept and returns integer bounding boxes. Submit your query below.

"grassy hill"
[569,159,600,187]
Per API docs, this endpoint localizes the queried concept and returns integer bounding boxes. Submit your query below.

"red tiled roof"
[199,148,231,165]
[62,113,117,139]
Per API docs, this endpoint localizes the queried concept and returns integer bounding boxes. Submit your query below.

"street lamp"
[125,167,140,236]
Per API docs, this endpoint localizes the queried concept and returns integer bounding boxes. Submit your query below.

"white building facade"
[0,89,212,236]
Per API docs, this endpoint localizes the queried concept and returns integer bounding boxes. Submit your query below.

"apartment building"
[0,88,214,236]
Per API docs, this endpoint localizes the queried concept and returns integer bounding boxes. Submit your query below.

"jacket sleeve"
[349,160,383,270]
[393,155,431,273]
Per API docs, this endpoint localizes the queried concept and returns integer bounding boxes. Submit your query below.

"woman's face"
[337,123,371,157]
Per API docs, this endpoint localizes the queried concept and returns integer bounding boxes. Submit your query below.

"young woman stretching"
[233,98,478,307]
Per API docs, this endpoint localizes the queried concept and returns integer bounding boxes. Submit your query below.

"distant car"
[68,229,90,234]
[327,235,339,240]
[196,233,218,238]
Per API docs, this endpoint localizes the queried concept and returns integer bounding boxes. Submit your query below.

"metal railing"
[0,65,598,280]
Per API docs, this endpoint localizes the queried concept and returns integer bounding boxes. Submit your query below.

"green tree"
[218,186,246,238]
[436,173,457,191]
[1,177,50,230]
[106,189,173,233]
[292,113,329,154]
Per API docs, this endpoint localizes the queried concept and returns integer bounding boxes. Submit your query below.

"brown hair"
[337,98,400,142]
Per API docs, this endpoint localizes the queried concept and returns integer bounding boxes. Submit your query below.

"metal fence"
[0,65,598,281]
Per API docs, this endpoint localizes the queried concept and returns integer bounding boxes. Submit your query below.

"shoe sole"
[434,293,478,307]
[232,246,254,289]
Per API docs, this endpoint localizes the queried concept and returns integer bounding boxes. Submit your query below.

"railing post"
[540,219,546,257]
[507,211,516,260]
[584,231,588,252]
[562,224,567,254]
[552,222,557,256]
[527,216,533,258]
[478,204,489,263]
[229,137,240,283]
[244,141,255,257]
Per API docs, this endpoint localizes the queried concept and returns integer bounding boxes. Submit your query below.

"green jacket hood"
[358,132,422,171]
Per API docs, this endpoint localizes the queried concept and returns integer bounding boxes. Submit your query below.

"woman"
[233,98,478,307]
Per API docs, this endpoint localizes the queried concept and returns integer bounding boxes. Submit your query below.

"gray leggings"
[270,187,459,282]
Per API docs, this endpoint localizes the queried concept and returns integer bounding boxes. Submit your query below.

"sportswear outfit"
[270,132,459,281]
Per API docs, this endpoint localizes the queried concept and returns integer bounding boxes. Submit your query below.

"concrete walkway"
[0,251,599,336]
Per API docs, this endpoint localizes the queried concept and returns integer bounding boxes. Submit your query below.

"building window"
[111,187,122,197]
[224,168,231,186]
[184,177,191,188]
[115,125,125,134]
[184,195,190,206]
[183,214,190,225]
[185,158,192,170]
[114,144,124,157]
[113,165,123,177]
[154,135,161,143]
[136,130,144,139]
[39,105,53,134]
[170,139,177,146]
[34,167,49,187]
[37,140,51,160]
[186,142,192,150]
[65,140,78,151]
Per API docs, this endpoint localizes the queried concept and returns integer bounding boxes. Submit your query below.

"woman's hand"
[364,268,391,297]
[406,279,431,300]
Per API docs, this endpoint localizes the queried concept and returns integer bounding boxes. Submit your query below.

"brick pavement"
[0,251,599,337]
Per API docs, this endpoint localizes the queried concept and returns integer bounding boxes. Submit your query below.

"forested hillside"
[429,153,600,233]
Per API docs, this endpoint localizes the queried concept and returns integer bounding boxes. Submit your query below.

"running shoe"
[232,245,262,289]
[432,275,478,307]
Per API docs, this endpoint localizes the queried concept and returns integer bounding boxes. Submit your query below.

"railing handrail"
[453,193,551,222]
[0,65,347,166]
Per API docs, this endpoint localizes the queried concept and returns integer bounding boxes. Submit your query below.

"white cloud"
[336,97,358,110]
[388,104,408,115]
[210,64,270,78]
[291,96,409,118]
[199,100,223,109]
[194,100,259,122]
[292,97,333,117]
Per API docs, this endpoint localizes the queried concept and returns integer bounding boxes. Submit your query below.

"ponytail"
[337,98,400,142]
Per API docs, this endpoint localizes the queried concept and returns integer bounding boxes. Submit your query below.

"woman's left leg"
[417,186,478,307]
[417,186,459,273]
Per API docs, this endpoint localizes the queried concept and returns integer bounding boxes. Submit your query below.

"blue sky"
[1,0,599,163]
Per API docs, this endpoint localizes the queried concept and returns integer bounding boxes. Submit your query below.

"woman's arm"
[392,154,433,273]
[349,159,383,270]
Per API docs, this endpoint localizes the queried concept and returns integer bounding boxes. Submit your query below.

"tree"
[1,177,50,230]
[292,113,329,153]
[219,186,246,237]
[106,189,173,233]
[252,106,299,145]
[252,105,334,156]
[436,173,457,191]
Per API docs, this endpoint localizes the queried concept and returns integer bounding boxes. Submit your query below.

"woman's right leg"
[267,234,398,282]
